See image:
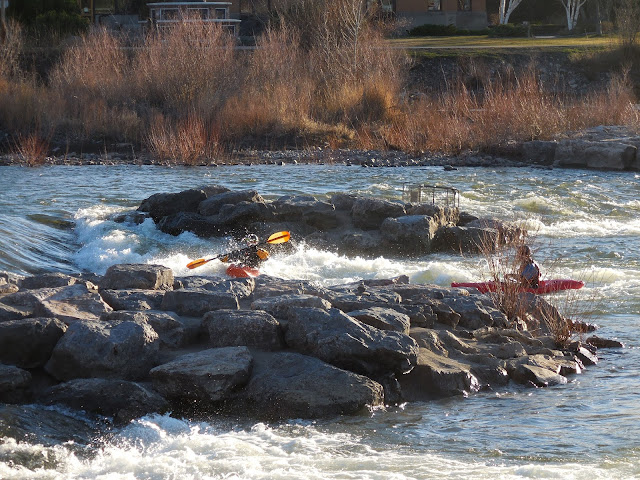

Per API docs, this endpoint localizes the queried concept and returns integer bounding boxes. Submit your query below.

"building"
[393,0,488,30]
[147,2,241,34]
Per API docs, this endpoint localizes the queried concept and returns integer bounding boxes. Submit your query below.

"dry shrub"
[390,65,639,154]
[146,113,221,164]
[0,78,56,133]
[220,25,313,140]
[13,132,49,166]
[49,27,128,105]
[134,18,237,118]
[0,19,23,80]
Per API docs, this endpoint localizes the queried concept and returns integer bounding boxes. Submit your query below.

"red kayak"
[226,264,260,278]
[451,279,584,295]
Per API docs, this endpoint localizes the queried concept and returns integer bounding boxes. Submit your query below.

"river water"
[0,164,639,479]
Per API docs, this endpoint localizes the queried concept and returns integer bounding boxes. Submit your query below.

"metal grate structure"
[402,184,459,208]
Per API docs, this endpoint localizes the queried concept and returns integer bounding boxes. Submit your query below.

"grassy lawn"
[390,35,619,50]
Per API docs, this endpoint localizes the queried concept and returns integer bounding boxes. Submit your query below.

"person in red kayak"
[220,234,269,269]
[507,245,540,289]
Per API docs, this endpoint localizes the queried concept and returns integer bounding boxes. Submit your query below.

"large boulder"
[431,226,499,254]
[41,378,169,425]
[156,212,222,237]
[284,307,418,376]
[232,351,384,419]
[203,309,284,350]
[102,310,186,348]
[138,188,210,221]
[45,320,160,381]
[198,190,265,216]
[0,318,67,368]
[347,307,411,334]
[0,301,31,321]
[99,289,165,311]
[399,348,481,398]
[161,289,240,316]
[0,364,31,403]
[553,139,637,170]
[351,198,406,230]
[23,284,114,324]
[272,195,339,230]
[149,347,253,404]
[250,294,332,319]
[380,215,439,254]
[100,264,174,291]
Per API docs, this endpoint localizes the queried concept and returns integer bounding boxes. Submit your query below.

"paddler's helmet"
[243,234,259,246]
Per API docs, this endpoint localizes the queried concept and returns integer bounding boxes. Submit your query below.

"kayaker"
[220,234,269,268]
[507,245,540,288]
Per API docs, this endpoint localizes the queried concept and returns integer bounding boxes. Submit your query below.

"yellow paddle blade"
[186,258,209,269]
[267,231,290,244]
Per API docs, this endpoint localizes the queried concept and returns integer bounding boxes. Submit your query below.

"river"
[1,164,639,479]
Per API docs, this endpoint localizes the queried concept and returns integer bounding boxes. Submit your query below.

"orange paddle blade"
[186,258,209,269]
[267,231,290,244]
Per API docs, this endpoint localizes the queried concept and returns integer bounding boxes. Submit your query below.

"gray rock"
[509,363,568,387]
[380,215,438,254]
[347,306,411,334]
[0,318,67,368]
[102,310,186,348]
[157,212,222,237]
[233,351,384,419]
[554,139,637,170]
[150,346,253,403]
[27,284,114,324]
[399,348,480,398]
[161,289,241,316]
[138,188,209,221]
[250,294,331,319]
[20,273,81,290]
[42,378,169,425]
[272,195,338,229]
[432,226,499,254]
[440,296,496,330]
[0,301,31,321]
[99,289,165,311]
[285,307,418,375]
[203,309,284,350]
[45,320,160,380]
[0,363,31,402]
[198,190,264,216]
[351,198,406,230]
[100,264,174,291]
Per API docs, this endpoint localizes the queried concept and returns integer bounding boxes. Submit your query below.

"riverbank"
[1,125,639,171]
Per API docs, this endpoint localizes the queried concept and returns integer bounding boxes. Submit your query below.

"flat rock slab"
[150,346,253,403]
[45,320,160,381]
[161,289,240,316]
[234,351,384,419]
[42,378,169,425]
[99,289,165,311]
[0,318,67,368]
[203,309,284,350]
[100,264,174,291]
[399,348,480,399]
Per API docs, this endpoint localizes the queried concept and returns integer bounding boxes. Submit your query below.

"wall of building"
[395,0,487,29]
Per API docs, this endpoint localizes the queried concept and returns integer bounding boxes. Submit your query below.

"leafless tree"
[499,0,525,24]
[558,0,587,31]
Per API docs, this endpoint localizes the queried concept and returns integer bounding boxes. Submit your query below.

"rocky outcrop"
[521,126,640,171]
[0,264,619,422]
[131,187,513,258]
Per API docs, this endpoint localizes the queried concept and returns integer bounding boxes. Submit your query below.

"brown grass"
[13,132,49,166]
[0,7,638,159]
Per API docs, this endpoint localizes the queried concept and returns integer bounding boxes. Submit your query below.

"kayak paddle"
[186,231,291,269]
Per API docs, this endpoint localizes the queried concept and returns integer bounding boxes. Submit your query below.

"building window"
[428,1,441,11]
[215,8,227,19]
[458,0,471,11]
